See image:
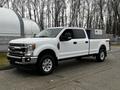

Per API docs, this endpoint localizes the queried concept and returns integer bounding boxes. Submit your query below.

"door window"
[60,29,86,40]
[60,29,73,40]
[72,29,86,39]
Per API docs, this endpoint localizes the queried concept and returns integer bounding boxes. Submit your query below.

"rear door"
[72,29,89,56]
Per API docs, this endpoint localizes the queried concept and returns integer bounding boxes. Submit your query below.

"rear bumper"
[7,54,38,65]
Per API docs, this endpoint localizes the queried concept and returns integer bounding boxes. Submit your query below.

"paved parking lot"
[0,46,120,90]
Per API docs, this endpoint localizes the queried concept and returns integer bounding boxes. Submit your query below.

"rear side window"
[73,29,86,39]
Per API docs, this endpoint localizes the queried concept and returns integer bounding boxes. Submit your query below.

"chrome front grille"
[8,43,27,57]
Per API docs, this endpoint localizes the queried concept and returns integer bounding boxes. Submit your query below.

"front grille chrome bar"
[8,43,27,57]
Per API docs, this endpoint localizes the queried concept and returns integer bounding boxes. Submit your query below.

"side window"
[61,29,73,38]
[72,29,86,39]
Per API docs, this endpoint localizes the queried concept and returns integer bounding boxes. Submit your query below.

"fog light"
[25,58,31,62]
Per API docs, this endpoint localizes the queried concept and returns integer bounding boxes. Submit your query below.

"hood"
[9,38,55,44]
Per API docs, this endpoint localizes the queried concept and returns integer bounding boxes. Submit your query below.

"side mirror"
[60,33,72,41]
[33,34,36,38]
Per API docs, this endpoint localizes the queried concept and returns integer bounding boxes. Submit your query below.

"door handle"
[85,41,88,43]
[73,42,77,44]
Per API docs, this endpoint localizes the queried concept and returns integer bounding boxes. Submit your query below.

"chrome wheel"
[42,58,53,72]
[100,51,105,60]
[96,48,106,62]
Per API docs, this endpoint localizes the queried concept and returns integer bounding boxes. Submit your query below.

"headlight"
[25,44,36,56]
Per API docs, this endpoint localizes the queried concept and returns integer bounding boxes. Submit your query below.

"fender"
[33,44,59,59]
[97,39,108,53]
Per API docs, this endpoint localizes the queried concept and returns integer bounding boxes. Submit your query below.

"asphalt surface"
[0,46,120,90]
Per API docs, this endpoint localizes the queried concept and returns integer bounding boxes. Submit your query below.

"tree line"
[0,0,120,36]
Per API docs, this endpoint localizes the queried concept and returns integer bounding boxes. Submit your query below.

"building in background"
[0,8,40,52]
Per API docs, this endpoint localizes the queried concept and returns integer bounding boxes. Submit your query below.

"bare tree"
[0,0,8,7]
[1,0,120,36]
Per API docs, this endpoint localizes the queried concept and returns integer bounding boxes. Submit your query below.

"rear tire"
[96,48,106,62]
[37,54,56,75]
[76,57,82,60]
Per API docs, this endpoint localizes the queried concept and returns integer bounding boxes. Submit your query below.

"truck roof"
[48,27,85,30]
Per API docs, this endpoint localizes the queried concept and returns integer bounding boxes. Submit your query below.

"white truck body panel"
[59,38,89,59]
[10,38,59,58]
[89,39,109,54]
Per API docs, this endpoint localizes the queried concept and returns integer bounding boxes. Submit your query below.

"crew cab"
[7,27,110,75]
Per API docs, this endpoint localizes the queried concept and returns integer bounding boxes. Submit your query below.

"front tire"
[37,54,56,75]
[96,49,106,62]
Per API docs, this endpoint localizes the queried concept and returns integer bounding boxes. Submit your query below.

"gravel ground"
[0,46,120,90]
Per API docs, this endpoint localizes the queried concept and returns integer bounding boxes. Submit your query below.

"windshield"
[36,28,63,38]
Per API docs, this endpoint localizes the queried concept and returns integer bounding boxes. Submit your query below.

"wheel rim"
[42,58,53,72]
[100,51,105,60]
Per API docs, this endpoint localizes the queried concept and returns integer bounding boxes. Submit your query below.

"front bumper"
[7,54,38,65]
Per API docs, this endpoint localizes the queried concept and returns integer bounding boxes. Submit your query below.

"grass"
[0,53,10,70]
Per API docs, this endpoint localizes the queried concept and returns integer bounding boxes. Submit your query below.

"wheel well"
[37,49,58,66]
[100,45,106,50]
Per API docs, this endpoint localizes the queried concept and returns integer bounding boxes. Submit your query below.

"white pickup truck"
[7,27,110,75]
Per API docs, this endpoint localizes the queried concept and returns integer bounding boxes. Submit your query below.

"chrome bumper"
[7,54,37,65]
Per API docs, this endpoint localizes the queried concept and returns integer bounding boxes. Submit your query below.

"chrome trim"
[8,46,27,49]
[7,54,22,59]
[7,54,38,65]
